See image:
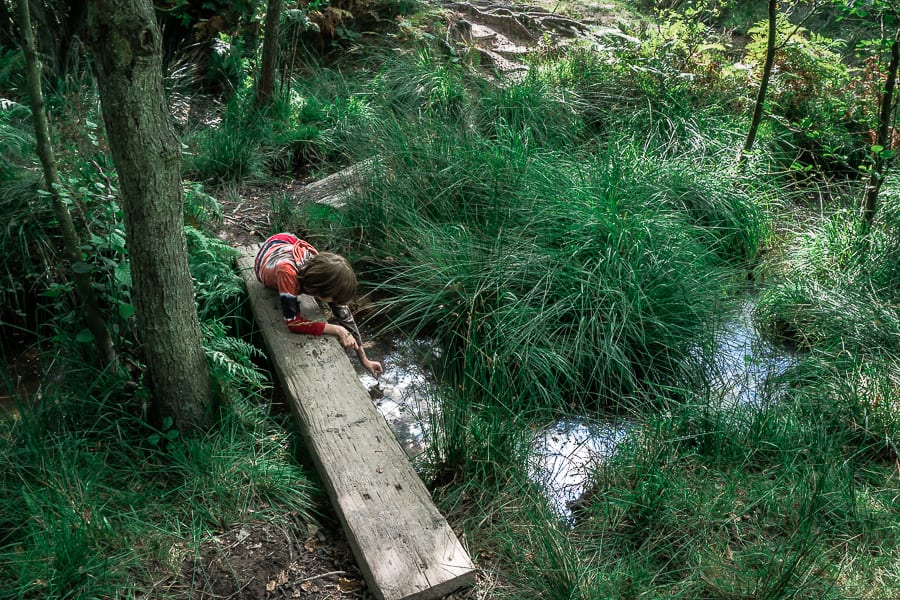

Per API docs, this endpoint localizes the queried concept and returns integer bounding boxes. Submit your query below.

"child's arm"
[354,345,384,379]
[329,302,384,378]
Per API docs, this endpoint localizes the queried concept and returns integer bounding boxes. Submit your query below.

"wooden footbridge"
[237,246,475,600]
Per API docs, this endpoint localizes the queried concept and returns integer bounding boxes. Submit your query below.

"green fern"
[184,225,244,318]
[202,320,268,391]
[183,181,223,228]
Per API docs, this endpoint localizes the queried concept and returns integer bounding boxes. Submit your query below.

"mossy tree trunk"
[17,0,117,366]
[861,31,900,232]
[257,0,282,105]
[86,0,212,431]
[739,0,777,165]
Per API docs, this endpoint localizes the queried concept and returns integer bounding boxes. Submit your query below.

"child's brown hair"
[298,252,357,304]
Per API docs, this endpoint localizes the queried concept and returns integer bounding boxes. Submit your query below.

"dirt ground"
[213,183,289,247]
[179,513,368,599]
[171,507,486,599]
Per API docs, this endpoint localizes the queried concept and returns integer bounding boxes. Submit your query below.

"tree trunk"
[257,0,282,105]
[739,0,777,165]
[27,0,58,78]
[861,32,900,232]
[85,0,212,431]
[17,0,117,366]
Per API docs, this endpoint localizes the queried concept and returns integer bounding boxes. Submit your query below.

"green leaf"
[75,328,95,343]
[147,433,161,446]
[109,231,127,253]
[71,261,93,274]
[162,416,174,430]
[114,261,132,287]
[118,303,136,319]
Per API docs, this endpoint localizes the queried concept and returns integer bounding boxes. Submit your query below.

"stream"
[356,296,795,521]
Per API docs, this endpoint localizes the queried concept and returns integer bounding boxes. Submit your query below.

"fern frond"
[202,320,269,390]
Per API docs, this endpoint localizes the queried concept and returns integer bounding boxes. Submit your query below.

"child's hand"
[330,325,357,350]
[362,358,384,379]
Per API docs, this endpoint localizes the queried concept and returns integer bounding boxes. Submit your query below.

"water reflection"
[529,419,628,521]
[354,335,440,458]
[710,298,795,407]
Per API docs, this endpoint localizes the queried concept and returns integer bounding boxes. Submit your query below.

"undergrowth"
[0,365,315,598]
[294,31,899,600]
[2,2,900,598]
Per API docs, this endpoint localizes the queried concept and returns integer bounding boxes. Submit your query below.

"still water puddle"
[354,336,440,458]
[355,299,793,521]
[709,298,796,407]
[352,334,631,519]
[528,419,629,520]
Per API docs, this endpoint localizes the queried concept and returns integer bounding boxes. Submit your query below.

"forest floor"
[186,2,624,598]
[175,514,371,599]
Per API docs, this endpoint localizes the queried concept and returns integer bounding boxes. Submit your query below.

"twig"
[297,570,348,584]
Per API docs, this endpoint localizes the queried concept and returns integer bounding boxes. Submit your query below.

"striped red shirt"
[254,233,326,336]
[253,233,362,344]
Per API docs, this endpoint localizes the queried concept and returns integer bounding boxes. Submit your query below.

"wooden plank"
[236,246,475,600]
[291,157,379,208]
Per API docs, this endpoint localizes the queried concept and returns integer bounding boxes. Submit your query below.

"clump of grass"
[756,195,900,358]
[643,160,764,261]
[0,356,316,597]
[373,46,475,122]
[183,89,319,183]
[182,95,270,183]
[755,197,900,460]
[443,391,900,600]
[340,122,754,413]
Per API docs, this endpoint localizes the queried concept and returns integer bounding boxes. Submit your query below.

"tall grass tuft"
[756,197,900,359]
[183,89,319,183]
[754,190,900,460]
[341,123,754,416]
[445,392,900,599]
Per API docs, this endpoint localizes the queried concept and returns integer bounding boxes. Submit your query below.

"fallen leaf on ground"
[338,577,363,591]
[266,570,289,592]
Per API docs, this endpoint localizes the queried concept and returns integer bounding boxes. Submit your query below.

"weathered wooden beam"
[236,246,475,600]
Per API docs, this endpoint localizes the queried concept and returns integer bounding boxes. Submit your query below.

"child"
[254,233,383,378]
